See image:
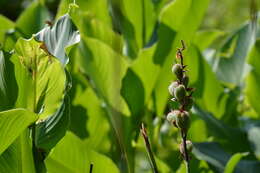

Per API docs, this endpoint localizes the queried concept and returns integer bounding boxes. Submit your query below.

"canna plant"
[167,41,194,173]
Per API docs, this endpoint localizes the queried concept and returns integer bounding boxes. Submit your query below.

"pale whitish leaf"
[36,14,80,65]
[214,22,257,85]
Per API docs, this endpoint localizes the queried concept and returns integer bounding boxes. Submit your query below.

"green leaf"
[193,30,225,51]
[0,51,18,111]
[0,130,36,173]
[245,121,260,159]
[214,22,257,85]
[121,45,160,120]
[0,15,14,45]
[36,14,80,65]
[11,37,66,119]
[245,40,260,117]
[69,8,123,54]
[16,1,50,37]
[45,132,119,173]
[193,142,260,173]
[224,152,248,173]
[185,45,227,118]
[109,0,156,57]
[154,0,210,115]
[72,86,111,152]
[57,0,112,27]
[35,95,70,150]
[77,37,130,116]
[0,109,37,154]
[193,105,250,152]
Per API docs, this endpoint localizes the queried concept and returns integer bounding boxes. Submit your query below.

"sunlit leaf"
[11,37,66,119]
[45,132,119,173]
[0,130,36,173]
[0,109,37,154]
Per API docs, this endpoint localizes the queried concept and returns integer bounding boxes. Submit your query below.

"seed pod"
[167,110,178,125]
[175,111,190,130]
[168,81,179,96]
[183,96,193,111]
[182,75,189,88]
[172,64,183,79]
[179,140,193,155]
[174,84,186,101]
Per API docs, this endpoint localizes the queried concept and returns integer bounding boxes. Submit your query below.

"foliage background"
[0,0,260,173]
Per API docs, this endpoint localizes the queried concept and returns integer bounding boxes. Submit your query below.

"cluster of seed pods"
[167,41,193,164]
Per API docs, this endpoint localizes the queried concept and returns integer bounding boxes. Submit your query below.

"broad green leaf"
[70,8,123,54]
[155,157,171,173]
[193,30,225,51]
[0,130,35,173]
[193,105,249,152]
[245,40,260,117]
[36,14,80,65]
[0,15,14,45]
[0,109,37,154]
[0,51,18,111]
[121,45,160,120]
[154,0,210,115]
[224,152,248,173]
[11,37,66,119]
[214,22,257,85]
[109,0,156,57]
[245,122,260,159]
[45,132,119,173]
[0,29,23,52]
[73,87,111,152]
[35,95,70,150]
[57,0,112,27]
[193,142,260,173]
[77,37,129,116]
[185,45,227,118]
[16,1,50,37]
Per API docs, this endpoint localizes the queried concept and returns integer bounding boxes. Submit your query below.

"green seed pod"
[174,84,186,101]
[179,140,193,155]
[182,75,189,88]
[172,64,183,79]
[168,81,179,96]
[166,110,178,125]
[183,96,193,111]
[175,111,190,130]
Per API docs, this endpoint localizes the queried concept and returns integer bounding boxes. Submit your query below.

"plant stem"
[89,163,94,173]
[181,130,190,173]
[141,123,159,173]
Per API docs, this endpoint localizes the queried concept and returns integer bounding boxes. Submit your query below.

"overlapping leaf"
[36,14,80,65]
[0,109,37,154]
[11,37,66,119]
[45,132,119,173]
[35,95,70,150]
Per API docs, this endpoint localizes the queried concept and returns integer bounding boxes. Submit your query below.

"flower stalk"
[167,40,194,173]
[141,123,159,173]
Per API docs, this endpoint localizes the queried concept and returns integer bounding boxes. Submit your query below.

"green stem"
[141,123,159,173]
[89,163,94,173]
[181,130,190,173]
